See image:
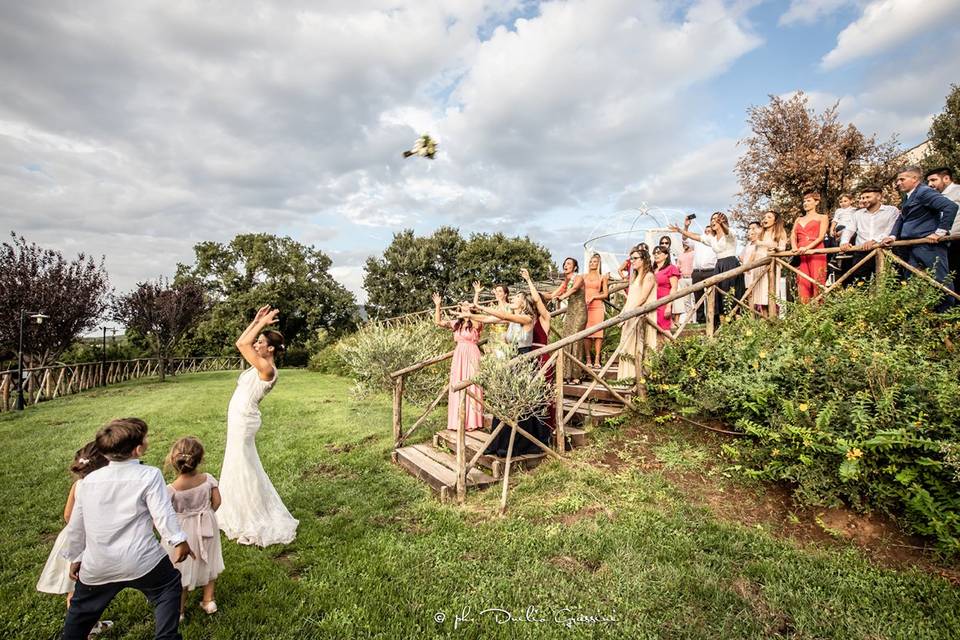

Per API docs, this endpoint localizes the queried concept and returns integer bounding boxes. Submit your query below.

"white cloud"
[821,0,960,69]
[0,0,766,303]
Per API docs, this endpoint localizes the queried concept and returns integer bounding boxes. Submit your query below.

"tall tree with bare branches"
[734,92,901,226]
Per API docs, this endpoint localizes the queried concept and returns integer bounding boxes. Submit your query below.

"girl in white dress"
[37,442,114,635]
[218,306,299,546]
[165,436,224,620]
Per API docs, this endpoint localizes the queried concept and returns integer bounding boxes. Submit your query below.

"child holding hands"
[165,436,224,620]
[60,418,193,640]
[36,442,114,635]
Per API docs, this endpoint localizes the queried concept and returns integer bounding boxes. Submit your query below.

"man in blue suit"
[882,166,959,308]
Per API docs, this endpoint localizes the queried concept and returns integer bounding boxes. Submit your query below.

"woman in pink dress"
[652,246,681,332]
[433,293,484,431]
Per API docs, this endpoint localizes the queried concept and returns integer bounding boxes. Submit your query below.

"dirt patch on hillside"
[591,418,960,583]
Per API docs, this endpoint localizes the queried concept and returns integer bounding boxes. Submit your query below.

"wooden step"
[561,398,624,427]
[433,429,548,479]
[563,382,633,403]
[562,425,587,448]
[394,443,497,501]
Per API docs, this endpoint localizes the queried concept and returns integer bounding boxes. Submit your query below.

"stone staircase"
[392,363,632,501]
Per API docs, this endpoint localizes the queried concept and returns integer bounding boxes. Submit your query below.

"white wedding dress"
[218,367,298,546]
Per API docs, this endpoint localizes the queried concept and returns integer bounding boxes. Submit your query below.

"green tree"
[925,84,960,173]
[454,232,554,294]
[176,234,357,357]
[363,228,554,319]
[363,227,465,319]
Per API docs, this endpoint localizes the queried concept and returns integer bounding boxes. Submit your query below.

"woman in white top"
[670,212,744,328]
[218,305,298,547]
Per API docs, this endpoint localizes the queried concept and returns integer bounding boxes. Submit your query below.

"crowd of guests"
[429,165,960,460]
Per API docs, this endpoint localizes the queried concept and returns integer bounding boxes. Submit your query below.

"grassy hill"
[3,370,959,639]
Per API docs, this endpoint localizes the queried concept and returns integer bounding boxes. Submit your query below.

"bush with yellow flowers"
[649,268,960,553]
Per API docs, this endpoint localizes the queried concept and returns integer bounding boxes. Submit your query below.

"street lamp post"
[101,326,108,387]
[16,310,50,411]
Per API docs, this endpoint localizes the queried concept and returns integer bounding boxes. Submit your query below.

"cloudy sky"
[2,0,959,304]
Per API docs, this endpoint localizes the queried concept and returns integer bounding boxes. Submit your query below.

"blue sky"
[1,0,958,302]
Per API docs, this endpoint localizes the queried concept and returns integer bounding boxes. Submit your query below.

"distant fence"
[0,356,244,412]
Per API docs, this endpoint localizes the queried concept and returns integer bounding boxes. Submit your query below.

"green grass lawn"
[3,370,959,639]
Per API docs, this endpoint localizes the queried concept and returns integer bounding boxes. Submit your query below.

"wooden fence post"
[554,350,566,455]
[392,376,404,449]
[456,390,467,504]
[876,249,886,282]
[767,263,777,319]
[705,286,716,338]
[635,319,646,400]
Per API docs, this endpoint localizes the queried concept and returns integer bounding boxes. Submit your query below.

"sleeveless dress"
[584,274,606,338]
[796,218,826,303]
[532,316,556,432]
[166,474,224,589]
[447,324,484,431]
[654,264,681,330]
[218,367,298,547]
[560,277,587,379]
[36,524,74,594]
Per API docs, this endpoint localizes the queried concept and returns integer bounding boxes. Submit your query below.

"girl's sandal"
[200,600,218,615]
[88,620,114,637]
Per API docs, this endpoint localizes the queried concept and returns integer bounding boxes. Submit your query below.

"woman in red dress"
[790,191,829,303]
[652,246,681,332]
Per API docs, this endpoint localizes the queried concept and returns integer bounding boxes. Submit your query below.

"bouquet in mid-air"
[402,133,437,159]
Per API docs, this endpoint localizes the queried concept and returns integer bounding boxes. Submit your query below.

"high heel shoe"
[200,600,218,615]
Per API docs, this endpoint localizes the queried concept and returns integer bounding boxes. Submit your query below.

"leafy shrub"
[336,319,448,404]
[649,271,960,552]
[308,343,350,376]
[474,344,553,425]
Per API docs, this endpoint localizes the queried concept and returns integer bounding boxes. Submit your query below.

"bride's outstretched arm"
[236,306,279,377]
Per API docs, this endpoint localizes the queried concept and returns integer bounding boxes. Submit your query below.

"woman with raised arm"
[434,293,484,432]
[670,212,743,328]
[616,248,658,381]
[543,257,587,383]
[218,305,298,547]
[473,280,510,346]
[470,292,536,355]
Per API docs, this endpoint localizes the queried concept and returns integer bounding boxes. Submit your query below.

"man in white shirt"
[926,167,960,286]
[839,185,901,283]
[62,418,193,640]
[687,218,717,324]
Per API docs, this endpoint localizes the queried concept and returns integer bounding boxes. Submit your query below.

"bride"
[218,305,299,546]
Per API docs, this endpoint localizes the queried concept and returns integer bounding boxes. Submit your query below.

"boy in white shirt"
[61,418,193,640]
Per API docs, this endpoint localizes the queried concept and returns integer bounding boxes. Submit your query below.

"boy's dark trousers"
[61,557,183,640]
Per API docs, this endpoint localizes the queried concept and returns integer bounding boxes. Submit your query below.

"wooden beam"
[810,249,878,304]
[884,250,960,302]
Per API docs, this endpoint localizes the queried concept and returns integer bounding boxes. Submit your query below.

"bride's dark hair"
[261,330,285,355]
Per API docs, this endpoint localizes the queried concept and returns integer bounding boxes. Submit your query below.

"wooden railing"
[388,236,960,510]
[0,356,245,413]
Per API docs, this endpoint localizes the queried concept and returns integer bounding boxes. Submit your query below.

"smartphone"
[685,214,697,221]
